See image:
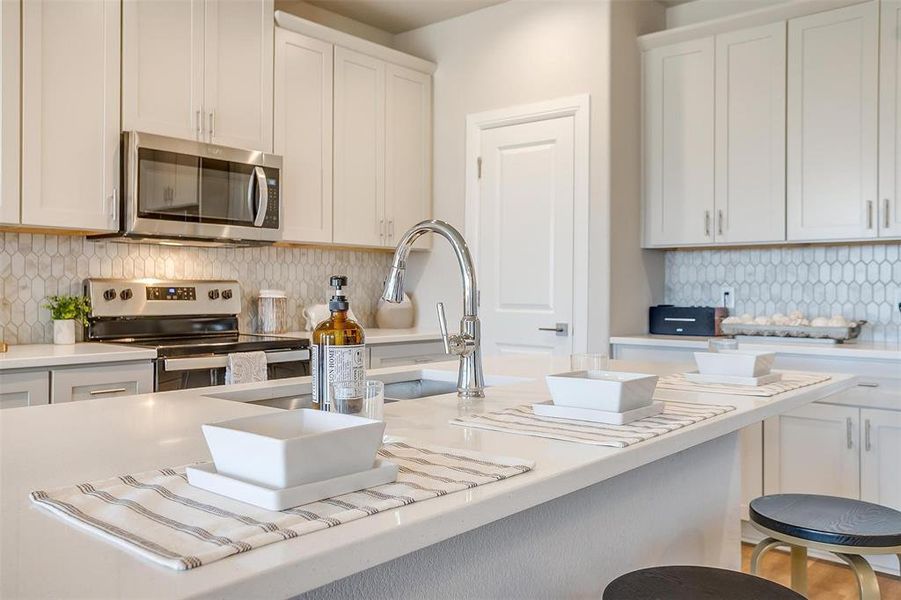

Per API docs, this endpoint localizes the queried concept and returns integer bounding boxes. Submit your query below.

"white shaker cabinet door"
[763,403,860,499]
[642,37,715,247]
[21,0,120,232]
[122,0,204,141]
[860,408,901,511]
[0,371,50,410]
[714,22,786,244]
[274,28,333,244]
[879,0,901,238]
[0,0,20,225]
[203,0,274,152]
[385,64,432,247]
[333,46,386,247]
[787,1,879,241]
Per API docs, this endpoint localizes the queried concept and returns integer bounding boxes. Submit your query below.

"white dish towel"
[225,351,268,385]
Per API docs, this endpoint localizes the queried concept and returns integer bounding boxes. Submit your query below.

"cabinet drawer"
[51,363,153,404]
[368,340,450,369]
[0,370,50,409]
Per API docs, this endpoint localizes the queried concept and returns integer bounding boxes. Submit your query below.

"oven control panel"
[85,279,241,318]
[146,286,197,301]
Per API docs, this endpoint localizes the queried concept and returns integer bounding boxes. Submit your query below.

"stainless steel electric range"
[84,279,310,392]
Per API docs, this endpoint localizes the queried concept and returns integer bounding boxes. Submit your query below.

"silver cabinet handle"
[89,387,127,396]
[196,109,202,137]
[208,111,215,139]
[252,166,268,227]
[538,323,570,337]
[864,418,872,452]
[846,417,853,449]
[867,200,874,229]
[108,187,118,224]
[857,381,880,388]
[379,219,385,242]
[388,219,394,239]
[704,211,711,237]
[885,198,891,229]
[717,209,724,236]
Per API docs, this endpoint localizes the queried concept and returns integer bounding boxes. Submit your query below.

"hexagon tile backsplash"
[665,243,901,344]
[0,232,394,345]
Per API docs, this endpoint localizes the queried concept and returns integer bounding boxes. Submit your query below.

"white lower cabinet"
[368,341,450,369]
[739,423,763,521]
[0,371,50,409]
[51,363,153,404]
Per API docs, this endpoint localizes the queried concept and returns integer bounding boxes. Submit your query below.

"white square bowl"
[545,371,658,412]
[201,409,385,489]
[693,350,775,377]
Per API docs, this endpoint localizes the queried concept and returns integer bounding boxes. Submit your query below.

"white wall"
[275,0,395,46]
[666,0,792,28]
[394,0,664,349]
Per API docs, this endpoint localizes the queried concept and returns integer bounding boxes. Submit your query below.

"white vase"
[53,319,76,345]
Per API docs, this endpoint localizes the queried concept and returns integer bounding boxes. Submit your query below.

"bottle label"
[312,344,365,411]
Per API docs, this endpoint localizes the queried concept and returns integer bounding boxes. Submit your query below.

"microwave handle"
[253,166,268,227]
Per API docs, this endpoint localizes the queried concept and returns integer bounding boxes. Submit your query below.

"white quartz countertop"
[0,342,157,371]
[0,356,855,599]
[271,327,442,345]
[610,334,901,362]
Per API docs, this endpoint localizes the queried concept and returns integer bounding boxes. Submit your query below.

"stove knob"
[221,289,233,300]
[119,288,133,301]
[103,288,117,301]
[208,289,220,300]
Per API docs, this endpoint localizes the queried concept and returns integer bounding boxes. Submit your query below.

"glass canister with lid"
[257,289,288,333]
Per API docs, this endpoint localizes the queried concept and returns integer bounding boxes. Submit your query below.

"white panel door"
[880,0,901,238]
[0,0,20,225]
[860,408,901,510]
[763,403,860,499]
[122,0,204,141]
[274,28,333,244]
[385,64,432,247]
[715,22,786,244]
[787,2,879,241]
[643,37,715,247]
[203,0,274,151]
[0,371,50,410]
[478,116,575,357]
[333,46,385,247]
[21,0,120,232]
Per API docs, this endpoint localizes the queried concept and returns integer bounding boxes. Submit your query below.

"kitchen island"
[0,356,855,599]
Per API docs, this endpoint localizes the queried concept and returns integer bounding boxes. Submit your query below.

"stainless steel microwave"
[101,131,282,245]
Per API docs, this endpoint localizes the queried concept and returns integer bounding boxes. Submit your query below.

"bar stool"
[749,494,901,600]
[603,565,804,599]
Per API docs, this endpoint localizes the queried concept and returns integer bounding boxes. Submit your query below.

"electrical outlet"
[720,286,735,310]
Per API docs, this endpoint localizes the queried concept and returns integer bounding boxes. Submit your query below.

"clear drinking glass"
[570,353,608,373]
[329,379,384,421]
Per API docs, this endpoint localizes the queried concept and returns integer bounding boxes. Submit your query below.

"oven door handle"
[163,349,309,372]
[252,166,268,227]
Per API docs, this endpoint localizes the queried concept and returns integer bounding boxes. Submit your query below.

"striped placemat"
[656,371,831,397]
[29,441,533,571]
[450,401,734,447]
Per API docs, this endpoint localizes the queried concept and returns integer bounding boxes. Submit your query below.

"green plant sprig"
[43,295,91,326]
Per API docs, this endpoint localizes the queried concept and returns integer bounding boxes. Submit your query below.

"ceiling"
[306,0,509,34]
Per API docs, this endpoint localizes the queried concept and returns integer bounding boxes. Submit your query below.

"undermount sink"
[205,369,529,409]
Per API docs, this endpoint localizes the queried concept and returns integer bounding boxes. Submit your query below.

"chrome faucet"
[381,220,485,399]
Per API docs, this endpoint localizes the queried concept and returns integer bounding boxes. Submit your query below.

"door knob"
[538,323,569,337]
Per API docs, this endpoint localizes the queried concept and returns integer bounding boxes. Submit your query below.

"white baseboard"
[742,520,900,577]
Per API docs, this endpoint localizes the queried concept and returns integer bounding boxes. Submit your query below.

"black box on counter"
[649,305,727,336]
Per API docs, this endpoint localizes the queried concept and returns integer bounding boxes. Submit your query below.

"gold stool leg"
[834,553,881,600]
[750,537,785,575]
[789,544,808,596]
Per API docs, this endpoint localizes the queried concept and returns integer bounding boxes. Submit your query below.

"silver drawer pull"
[864,418,872,452]
[846,417,853,449]
[89,387,127,396]
[857,382,880,388]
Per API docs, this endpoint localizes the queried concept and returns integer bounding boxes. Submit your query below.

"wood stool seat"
[750,494,901,548]
[603,566,804,600]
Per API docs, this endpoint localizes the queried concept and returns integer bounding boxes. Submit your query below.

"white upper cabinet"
[122,0,204,142]
[786,1,879,241]
[333,46,386,247]
[880,0,901,238]
[0,0,20,225]
[21,0,120,232]
[385,64,432,246]
[122,0,273,152]
[203,0,273,151]
[274,28,333,244]
[643,37,715,247]
[714,22,786,244]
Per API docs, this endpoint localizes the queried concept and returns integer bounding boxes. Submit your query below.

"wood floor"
[740,543,901,599]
